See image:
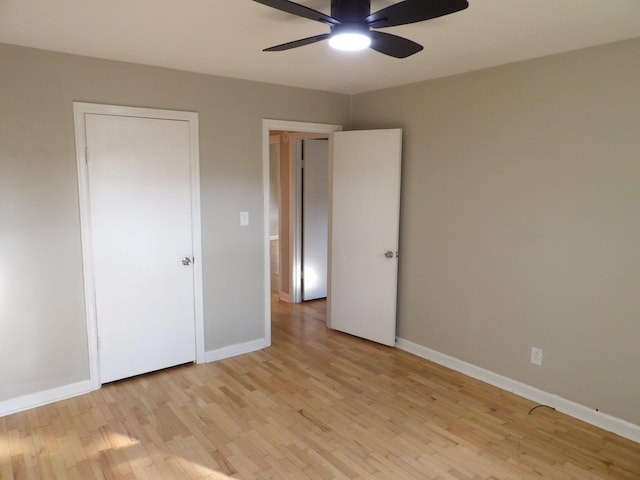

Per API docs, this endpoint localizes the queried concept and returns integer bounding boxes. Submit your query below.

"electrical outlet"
[531,346,543,366]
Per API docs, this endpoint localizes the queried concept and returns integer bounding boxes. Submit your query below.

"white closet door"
[85,113,196,383]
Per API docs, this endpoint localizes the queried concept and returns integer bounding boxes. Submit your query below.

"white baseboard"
[205,338,270,363]
[0,380,93,418]
[396,338,640,444]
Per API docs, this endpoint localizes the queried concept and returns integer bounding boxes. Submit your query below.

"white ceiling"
[1,0,640,94]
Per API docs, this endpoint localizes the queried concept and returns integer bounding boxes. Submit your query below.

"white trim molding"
[0,381,92,418]
[205,338,270,363]
[396,338,640,444]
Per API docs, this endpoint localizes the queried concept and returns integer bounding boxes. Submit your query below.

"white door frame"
[262,119,342,341]
[74,102,205,391]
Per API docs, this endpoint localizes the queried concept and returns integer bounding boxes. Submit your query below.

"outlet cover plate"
[531,346,543,366]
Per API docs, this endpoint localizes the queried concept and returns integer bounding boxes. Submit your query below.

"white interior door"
[85,113,197,383]
[328,129,402,346]
[302,139,329,300]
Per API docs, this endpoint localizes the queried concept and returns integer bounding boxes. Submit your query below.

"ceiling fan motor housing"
[331,0,371,22]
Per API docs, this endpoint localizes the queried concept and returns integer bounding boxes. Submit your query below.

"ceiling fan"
[253,0,469,58]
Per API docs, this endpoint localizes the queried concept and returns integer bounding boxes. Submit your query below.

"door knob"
[182,257,193,266]
[384,251,394,258]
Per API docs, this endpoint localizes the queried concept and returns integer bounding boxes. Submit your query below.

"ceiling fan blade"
[368,31,423,58]
[263,33,332,52]
[367,0,469,28]
[253,0,340,26]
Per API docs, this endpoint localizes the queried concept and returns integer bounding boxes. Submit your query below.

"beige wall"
[352,37,640,425]
[3,37,640,428]
[0,43,350,401]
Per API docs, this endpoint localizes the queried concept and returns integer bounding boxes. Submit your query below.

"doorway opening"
[262,120,342,345]
[270,132,331,303]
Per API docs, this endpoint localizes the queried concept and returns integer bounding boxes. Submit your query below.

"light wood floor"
[2,296,640,479]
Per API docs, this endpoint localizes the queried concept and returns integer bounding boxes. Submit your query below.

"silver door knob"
[182,257,193,266]
[384,251,394,258]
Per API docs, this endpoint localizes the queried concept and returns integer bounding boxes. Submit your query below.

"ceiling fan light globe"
[329,32,371,51]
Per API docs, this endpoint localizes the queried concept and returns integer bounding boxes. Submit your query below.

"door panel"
[302,139,329,300]
[85,114,196,383]
[328,129,402,346]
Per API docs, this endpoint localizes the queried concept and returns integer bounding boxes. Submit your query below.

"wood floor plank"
[2,294,640,479]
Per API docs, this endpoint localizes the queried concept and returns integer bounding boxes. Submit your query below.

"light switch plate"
[240,211,249,226]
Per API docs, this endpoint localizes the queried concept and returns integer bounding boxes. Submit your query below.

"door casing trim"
[73,102,205,391]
